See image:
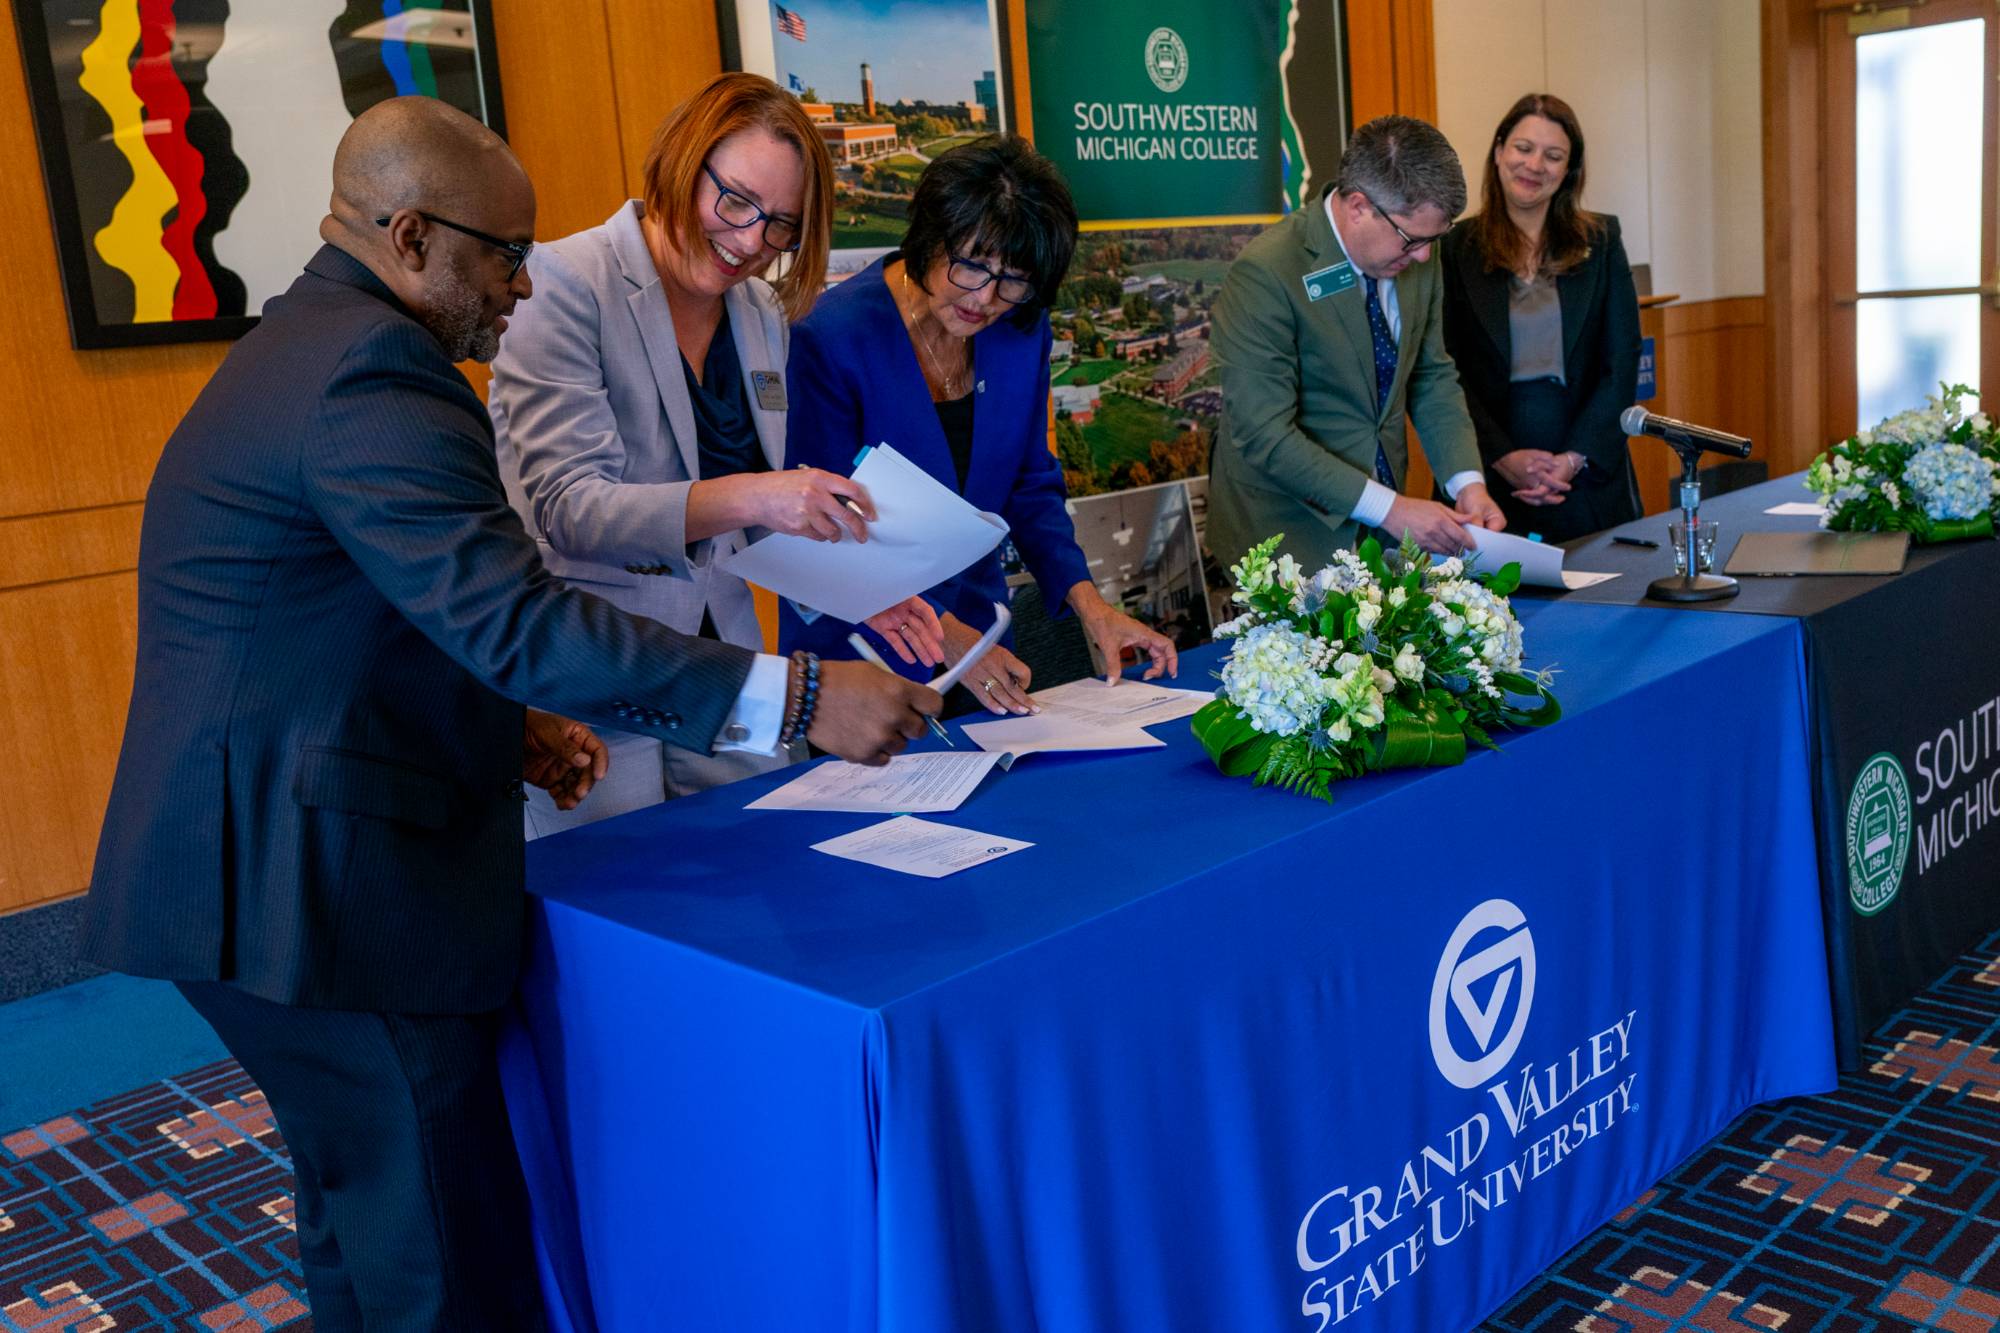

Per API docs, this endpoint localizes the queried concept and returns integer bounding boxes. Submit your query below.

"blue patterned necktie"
[1362,279,1398,490]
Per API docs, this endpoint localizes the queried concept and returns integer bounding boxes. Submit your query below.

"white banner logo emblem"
[1429,899,1536,1089]
[1144,27,1188,93]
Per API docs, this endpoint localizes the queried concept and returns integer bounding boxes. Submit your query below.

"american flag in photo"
[775,5,807,40]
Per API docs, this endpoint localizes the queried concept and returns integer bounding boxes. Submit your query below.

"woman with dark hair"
[487,72,944,833]
[780,135,1176,712]
[1440,93,1642,542]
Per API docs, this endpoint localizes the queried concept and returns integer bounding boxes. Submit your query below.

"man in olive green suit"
[1209,116,1503,571]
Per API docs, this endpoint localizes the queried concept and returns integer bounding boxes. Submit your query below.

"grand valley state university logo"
[1429,900,1536,1089]
[1290,899,1638,1328]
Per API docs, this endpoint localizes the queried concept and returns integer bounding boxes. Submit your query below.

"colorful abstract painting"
[13,1,504,348]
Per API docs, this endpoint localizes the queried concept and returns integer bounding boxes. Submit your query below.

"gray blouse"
[1507,273,1565,383]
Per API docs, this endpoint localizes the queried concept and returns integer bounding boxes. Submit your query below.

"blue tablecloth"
[500,601,1837,1333]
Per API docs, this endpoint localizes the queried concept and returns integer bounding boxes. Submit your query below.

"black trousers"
[176,981,545,1333]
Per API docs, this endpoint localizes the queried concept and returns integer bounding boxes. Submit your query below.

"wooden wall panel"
[1348,0,1439,125]
[1631,296,1770,515]
[603,0,726,197]
[0,576,137,912]
[1346,0,1443,499]
[490,3,625,242]
[0,506,143,591]
[0,0,722,915]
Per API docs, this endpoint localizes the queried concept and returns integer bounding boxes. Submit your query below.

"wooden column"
[1346,0,1439,125]
[1762,0,1827,478]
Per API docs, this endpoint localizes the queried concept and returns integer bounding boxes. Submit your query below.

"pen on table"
[1611,536,1660,550]
[846,632,954,747]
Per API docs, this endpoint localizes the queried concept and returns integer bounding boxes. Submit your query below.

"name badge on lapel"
[751,370,788,411]
[1301,262,1358,302]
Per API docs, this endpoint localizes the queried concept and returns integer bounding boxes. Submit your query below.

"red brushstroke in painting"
[133,0,216,319]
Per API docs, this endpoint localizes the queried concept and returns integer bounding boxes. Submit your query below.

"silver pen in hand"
[846,632,954,747]
[796,464,870,527]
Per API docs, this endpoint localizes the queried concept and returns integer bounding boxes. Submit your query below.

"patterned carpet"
[3,932,1997,1332]
[1484,931,2000,1332]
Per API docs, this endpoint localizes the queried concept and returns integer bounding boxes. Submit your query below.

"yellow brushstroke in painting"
[78,0,179,321]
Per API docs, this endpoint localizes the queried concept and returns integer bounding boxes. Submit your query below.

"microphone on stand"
[1619,406,1753,459]
[1620,406,1751,603]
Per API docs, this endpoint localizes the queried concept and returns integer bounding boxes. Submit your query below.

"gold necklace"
[901,268,968,399]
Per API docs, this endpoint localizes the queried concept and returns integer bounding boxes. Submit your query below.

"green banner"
[1025,0,1293,228]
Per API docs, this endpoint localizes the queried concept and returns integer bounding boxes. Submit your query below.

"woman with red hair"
[489,73,942,831]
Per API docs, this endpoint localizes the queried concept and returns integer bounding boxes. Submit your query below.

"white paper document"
[960,678,1213,759]
[1561,570,1622,590]
[1765,501,1828,517]
[1032,678,1215,726]
[960,712,1169,759]
[810,816,1032,878]
[720,444,1009,623]
[1464,527,1620,591]
[1464,526,1568,588]
[746,751,1003,814]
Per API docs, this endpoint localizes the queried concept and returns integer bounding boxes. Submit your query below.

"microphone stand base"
[1648,572,1740,603]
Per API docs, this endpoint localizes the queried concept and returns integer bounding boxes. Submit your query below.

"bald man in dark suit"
[83,97,939,1331]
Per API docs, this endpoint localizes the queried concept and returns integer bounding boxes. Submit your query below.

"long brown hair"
[1469,93,1604,278]
[642,72,835,322]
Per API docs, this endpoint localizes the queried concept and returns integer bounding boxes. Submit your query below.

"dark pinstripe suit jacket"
[83,246,752,1015]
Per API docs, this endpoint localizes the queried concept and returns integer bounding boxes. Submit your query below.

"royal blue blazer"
[779,257,1090,679]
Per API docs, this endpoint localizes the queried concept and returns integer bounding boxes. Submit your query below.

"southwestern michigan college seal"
[1145,27,1189,93]
[1845,752,1912,915]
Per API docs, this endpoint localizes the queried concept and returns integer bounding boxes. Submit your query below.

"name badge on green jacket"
[1301,262,1357,302]
[751,370,788,411]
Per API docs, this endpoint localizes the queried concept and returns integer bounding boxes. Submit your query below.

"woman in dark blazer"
[1441,93,1641,542]
[781,136,1175,713]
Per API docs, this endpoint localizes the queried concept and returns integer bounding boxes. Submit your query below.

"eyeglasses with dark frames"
[1357,190,1450,255]
[375,211,534,279]
[701,163,803,254]
[944,254,1034,306]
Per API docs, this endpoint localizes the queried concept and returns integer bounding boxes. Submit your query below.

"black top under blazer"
[1439,214,1642,537]
[83,246,753,1015]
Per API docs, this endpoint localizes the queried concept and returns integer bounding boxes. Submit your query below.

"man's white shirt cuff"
[1352,472,1487,529]
[1443,471,1486,501]
[1351,480,1396,529]
[715,653,787,754]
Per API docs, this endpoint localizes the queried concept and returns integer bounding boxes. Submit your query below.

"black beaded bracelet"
[780,650,821,745]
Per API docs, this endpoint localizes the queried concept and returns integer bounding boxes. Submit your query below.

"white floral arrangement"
[1192,535,1560,802]
[1806,385,2000,544]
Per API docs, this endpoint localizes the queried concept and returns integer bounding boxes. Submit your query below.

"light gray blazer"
[489,200,788,648]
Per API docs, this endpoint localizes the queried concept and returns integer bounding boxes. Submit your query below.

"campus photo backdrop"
[721,0,1009,270]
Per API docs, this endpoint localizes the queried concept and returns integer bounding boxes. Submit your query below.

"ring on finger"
[981,678,996,693]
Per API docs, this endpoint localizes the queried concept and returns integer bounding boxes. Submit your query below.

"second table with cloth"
[498,601,1836,1332]
[1539,472,2000,1066]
